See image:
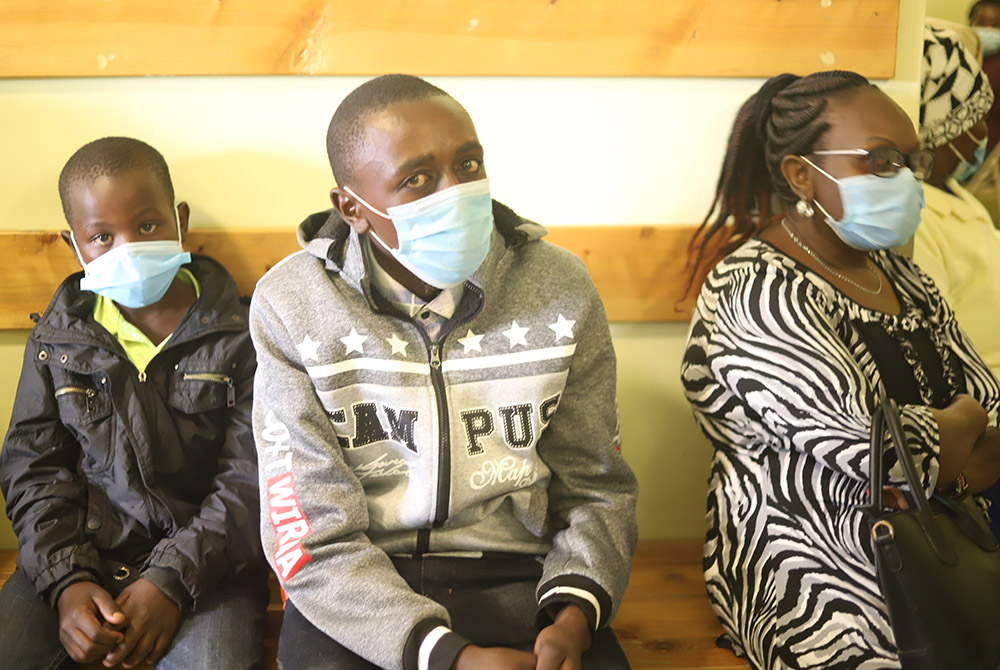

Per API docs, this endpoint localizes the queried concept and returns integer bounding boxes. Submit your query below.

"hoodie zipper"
[375,307,461,529]
[417,284,483,528]
[427,343,450,527]
[182,372,236,407]
[359,247,484,530]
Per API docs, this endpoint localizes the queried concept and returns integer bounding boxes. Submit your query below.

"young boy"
[0,137,266,669]
[251,75,638,670]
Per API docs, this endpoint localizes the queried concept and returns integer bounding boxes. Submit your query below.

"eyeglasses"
[811,147,935,180]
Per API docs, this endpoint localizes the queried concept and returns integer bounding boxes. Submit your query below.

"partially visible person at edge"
[0,137,267,669]
[680,71,1000,669]
[911,25,1000,539]
[250,74,638,670]
[970,0,1000,152]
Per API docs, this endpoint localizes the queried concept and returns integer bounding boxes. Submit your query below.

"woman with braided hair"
[681,70,1000,668]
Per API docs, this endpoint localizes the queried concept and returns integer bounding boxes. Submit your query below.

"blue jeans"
[0,568,268,669]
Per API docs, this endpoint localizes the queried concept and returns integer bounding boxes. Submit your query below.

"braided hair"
[685,70,872,294]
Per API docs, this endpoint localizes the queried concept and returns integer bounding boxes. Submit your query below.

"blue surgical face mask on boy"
[343,179,494,289]
[800,157,925,250]
[70,207,192,308]
[948,129,988,183]
[975,26,1000,58]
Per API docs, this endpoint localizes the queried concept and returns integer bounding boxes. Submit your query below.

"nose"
[439,170,461,191]
[114,232,143,246]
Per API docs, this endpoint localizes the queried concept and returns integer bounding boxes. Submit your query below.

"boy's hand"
[533,604,592,670]
[103,578,181,668]
[453,646,536,670]
[56,581,126,663]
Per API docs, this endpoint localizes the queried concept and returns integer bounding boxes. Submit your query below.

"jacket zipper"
[182,372,236,407]
[55,386,96,412]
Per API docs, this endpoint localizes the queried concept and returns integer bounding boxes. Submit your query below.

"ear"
[931,143,960,181]
[780,155,815,202]
[331,187,370,235]
[60,229,84,268]
[176,201,191,243]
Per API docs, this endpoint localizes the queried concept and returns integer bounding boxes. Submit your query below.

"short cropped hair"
[58,137,174,225]
[326,74,451,188]
[970,0,1000,21]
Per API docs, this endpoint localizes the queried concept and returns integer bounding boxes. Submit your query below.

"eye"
[403,174,430,189]
[91,232,112,245]
[866,148,904,177]
[460,157,482,173]
[138,221,158,234]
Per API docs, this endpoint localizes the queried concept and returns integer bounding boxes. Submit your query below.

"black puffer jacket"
[1,254,260,609]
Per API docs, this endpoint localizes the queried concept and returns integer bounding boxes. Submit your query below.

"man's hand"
[56,581,126,663]
[534,605,593,670]
[453,645,536,670]
[102,578,181,668]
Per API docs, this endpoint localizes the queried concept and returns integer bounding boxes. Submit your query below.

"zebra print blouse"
[681,238,1000,670]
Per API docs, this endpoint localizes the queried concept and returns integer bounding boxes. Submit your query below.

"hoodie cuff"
[403,618,471,670]
[535,575,612,631]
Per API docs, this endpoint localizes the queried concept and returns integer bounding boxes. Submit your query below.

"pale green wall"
[0,2,926,550]
[927,0,976,24]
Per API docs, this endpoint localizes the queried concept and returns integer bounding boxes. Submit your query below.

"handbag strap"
[865,402,885,514]
[866,384,959,565]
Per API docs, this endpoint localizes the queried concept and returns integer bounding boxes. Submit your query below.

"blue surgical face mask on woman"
[800,157,925,250]
[948,129,988,183]
[343,179,494,289]
[70,208,192,308]
[975,26,1000,58]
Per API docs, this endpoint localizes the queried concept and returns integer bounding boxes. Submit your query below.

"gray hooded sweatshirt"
[250,201,638,670]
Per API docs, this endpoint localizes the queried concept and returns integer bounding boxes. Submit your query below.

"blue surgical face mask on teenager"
[948,130,988,183]
[71,207,192,308]
[801,157,925,250]
[343,179,494,289]
[975,26,1000,58]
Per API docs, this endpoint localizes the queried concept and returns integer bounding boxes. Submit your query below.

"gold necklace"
[780,218,883,295]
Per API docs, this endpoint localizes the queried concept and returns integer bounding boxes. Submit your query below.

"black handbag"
[864,387,1000,670]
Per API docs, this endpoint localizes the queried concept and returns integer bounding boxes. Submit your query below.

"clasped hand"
[454,604,592,670]
[57,577,181,667]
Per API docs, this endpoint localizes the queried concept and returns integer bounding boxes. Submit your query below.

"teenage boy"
[0,137,266,669]
[251,74,638,670]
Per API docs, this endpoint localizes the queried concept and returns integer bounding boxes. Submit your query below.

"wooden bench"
[0,540,746,670]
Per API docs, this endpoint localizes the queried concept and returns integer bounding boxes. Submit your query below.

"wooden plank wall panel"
[0,225,709,330]
[0,0,899,78]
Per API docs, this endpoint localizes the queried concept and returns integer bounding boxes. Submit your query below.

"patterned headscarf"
[920,24,994,149]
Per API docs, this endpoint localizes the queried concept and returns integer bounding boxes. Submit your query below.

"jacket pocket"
[52,373,116,471]
[169,371,235,413]
[163,369,235,478]
[54,384,113,425]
